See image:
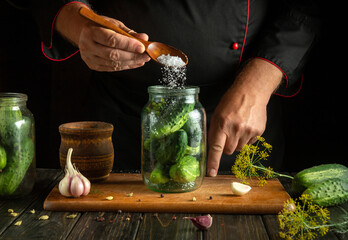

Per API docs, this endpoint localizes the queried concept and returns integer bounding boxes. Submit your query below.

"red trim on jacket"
[41,42,80,62]
[255,57,289,88]
[239,0,250,64]
[41,1,88,61]
[238,2,302,98]
[273,75,303,98]
[255,57,303,97]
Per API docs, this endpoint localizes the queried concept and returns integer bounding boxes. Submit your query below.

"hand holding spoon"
[79,7,188,66]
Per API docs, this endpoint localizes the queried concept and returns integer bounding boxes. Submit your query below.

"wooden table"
[0,169,347,240]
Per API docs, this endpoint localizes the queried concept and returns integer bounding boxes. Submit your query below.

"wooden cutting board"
[44,173,290,214]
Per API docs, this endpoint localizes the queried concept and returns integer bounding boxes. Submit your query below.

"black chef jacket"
[31,0,320,171]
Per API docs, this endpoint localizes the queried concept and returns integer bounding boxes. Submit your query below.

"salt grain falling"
[157,54,186,89]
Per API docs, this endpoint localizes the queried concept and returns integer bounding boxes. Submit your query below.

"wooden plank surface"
[205,214,269,240]
[0,169,345,240]
[66,211,142,240]
[0,169,82,240]
[0,169,62,236]
[136,213,202,240]
[44,173,290,214]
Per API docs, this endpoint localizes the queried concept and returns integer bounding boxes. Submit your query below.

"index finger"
[207,130,227,177]
[92,26,145,53]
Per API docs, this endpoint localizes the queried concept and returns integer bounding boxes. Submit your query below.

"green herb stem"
[304,219,348,230]
[252,165,294,179]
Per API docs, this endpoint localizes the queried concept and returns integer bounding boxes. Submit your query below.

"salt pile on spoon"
[157,54,186,68]
[157,54,186,89]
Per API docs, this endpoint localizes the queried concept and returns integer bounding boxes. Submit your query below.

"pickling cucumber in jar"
[0,93,36,198]
[141,86,206,193]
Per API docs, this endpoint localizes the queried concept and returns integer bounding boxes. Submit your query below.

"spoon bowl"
[79,7,188,66]
[147,42,188,66]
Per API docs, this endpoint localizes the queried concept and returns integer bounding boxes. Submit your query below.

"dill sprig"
[278,194,331,239]
[232,137,348,239]
[231,136,293,186]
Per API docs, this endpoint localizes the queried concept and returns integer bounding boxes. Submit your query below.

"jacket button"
[231,42,239,50]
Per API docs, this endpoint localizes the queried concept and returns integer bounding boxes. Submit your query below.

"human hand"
[78,17,151,71]
[55,3,150,71]
[206,58,283,177]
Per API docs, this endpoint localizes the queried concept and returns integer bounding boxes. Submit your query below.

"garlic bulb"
[184,214,213,230]
[59,148,91,197]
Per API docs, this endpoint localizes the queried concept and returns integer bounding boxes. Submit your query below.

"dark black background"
[0,1,344,171]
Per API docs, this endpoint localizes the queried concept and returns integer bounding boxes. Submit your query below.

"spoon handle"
[79,7,149,47]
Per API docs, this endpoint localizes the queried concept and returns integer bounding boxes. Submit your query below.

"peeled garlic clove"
[231,182,251,196]
[184,214,213,230]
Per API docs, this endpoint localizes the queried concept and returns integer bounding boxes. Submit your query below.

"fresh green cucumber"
[292,164,348,193]
[303,178,348,207]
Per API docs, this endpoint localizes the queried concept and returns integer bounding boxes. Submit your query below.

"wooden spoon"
[79,7,188,66]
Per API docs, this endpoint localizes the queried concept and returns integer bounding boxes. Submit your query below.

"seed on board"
[14,220,22,226]
[209,196,213,200]
[126,192,133,197]
[66,213,78,219]
[105,196,113,200]
[39,215,49,220]
[29,209,36,214]
[8,209,14,213]
[10,212,18,217]
[192,197,196,202]
[160,194,164,198]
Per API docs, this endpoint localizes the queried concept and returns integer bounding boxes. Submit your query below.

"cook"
[32,0,320,174]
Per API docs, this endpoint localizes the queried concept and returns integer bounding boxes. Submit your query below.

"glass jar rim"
[0,92,28,104]
[147,85,199,95]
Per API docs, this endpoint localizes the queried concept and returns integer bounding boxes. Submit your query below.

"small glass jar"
[0,93,36,198]
[141,86,206,193]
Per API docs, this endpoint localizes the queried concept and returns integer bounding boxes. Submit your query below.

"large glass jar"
[141,86,206,193]
[0,93,36,198]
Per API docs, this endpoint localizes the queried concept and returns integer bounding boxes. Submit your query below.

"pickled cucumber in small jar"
[141,86,206,193]
[0,93,36,199]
